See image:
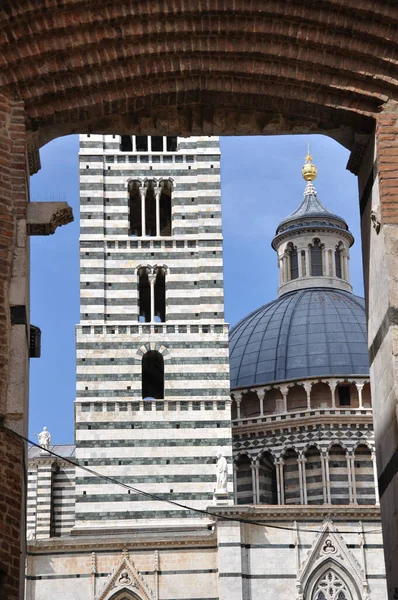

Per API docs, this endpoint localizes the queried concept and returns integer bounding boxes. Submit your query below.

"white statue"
[35,426,51,451]
[216,451,228,493]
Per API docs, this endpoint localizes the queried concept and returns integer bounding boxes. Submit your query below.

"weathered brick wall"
[0,92,29,600]
[0,429,24,600]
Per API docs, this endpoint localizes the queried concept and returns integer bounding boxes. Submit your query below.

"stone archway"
[1,3,398,599]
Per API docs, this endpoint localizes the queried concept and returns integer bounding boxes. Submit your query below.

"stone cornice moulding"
[26,527,217,554]
[211,505,381,521]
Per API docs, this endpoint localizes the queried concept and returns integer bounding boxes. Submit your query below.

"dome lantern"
[271,150,354,297]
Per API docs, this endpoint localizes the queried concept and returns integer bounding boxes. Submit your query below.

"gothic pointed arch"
[296,521,368,600]
[96,551,154,600]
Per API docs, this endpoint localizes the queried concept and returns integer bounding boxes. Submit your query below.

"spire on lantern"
[301,142,318,182]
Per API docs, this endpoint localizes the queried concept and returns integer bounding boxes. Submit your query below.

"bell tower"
[74,134,232,532]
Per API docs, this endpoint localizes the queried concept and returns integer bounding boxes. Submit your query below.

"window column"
[155,187,161,237]
[297,249,303,277]
[275,458,285,504]
[305,249,311,277]
[251,461,258,504]
[321,452,331,503]
[148,274,156,322]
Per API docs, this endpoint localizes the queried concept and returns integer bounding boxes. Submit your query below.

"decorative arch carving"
[96,550,154,600]
[296,521,368,600]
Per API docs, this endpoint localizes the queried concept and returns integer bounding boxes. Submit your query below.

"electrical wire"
[2,425,383,536]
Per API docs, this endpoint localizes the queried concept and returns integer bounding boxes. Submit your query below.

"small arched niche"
[231,397,237,420]
[128,180,142,237]
[240,390,260,418]
[283,448,300,504]
[311,382,332,409]
[354,444,375,505]
[154,266,166,322]
[263,388,280,414]
[159,179,172,236]
[144,181,156,237]
[235,455,253,505]
[362,382,371,408]
[304,445,323,505]
[310,238,323,276]
[137,267,150,323]
[329,444,349,505]
[336,383,358,408]
[258,451,277,505]
[287,385,307,412]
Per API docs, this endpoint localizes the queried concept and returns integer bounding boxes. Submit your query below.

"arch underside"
[1,1,397,148]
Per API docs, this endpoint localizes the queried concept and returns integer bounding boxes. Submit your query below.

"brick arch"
[1,1,396,149]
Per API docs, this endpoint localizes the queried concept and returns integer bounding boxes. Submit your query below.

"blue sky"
[29,134,361,443]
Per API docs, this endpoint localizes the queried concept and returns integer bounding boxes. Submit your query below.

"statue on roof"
[35,426,51,452]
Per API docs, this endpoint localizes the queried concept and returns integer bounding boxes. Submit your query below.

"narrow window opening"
[290,246,299,280]
[138,268,151,323]
[136,136,148,151]
[120,135,133,152]
[128,180,142,236]
[151,136,163,152]
[311,239,323,276]
[335,245,343,279]
[338,386,351,406]
[160,180,172,236]
[166,136,177,152]
[154,267,166,322]
[145,184,156,237]
[142,350,164,399]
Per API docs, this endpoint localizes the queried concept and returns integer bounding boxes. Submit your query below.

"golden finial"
[301,142,318,182]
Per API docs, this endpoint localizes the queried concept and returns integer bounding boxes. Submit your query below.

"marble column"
[148,274,156,322]
[356,383,364,409]
[251,462,258,504]
[155,188,161,237]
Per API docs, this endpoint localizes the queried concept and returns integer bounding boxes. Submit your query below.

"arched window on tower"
[145,182,156,237]
[159,179,172,236]
[142,351,164,399]
[138,267,150,322]
[335,243,344,279]
[128,180,142,237]
[311,239,323,276]
[289,245,299,280]
[120,135,133,152]
[154,267,166,322]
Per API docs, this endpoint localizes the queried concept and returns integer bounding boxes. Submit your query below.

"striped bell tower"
[74,134,232,532]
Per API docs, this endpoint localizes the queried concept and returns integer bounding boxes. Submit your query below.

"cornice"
[27,525,217,555]
[210,505,381,521]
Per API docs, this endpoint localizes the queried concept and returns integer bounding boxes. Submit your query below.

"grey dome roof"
[229,288,369,389]
[273,181,350,240]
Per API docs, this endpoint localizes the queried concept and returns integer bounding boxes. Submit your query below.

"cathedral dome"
[229,287,369,389]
